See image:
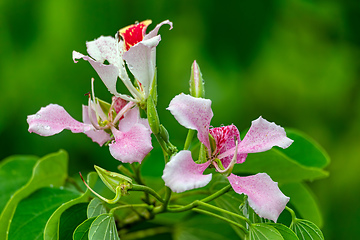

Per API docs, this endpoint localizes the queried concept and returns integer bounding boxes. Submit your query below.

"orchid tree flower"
[27,79,152,164]
[162,93,294,222]
[73,20,173,103]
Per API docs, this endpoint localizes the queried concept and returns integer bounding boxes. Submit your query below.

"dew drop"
[59,186,64,190]
[50,184,53,188]
[44,125,51,130]
[35,113,42,119]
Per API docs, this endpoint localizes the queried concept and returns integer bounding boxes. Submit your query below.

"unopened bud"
[94,165,132,194]
[147,97,160,135]
[189,60,205,98]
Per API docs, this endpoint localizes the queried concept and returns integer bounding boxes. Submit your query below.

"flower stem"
[184,129,195,150]
[121,226,172,240]
[131,184,164,203]
[110,203,153,215]
[192,208,249,235]
[285,206,297,223]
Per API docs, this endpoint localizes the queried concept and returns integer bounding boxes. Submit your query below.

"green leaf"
[268,223,299,240]
[7,187,80,240]
[246,223,283,240]
[58,203,88,240]
[43,172,98,240]
[233,149,328,183]
[87,198,107,218]
[73,217,96,240]
[0,155,38,213]
[0,150,68,239]
[174,213,240,240]
[281,182,323,227]
[278,129,330,168]
[88,213,120,240]
[290,219,324,240]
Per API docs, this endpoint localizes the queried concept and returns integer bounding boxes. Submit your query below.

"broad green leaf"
[281,182,323,227]
[233,149,328,183]
[87,198,107,218]
[0,150,68,239]
[290,219,324,240]
[7,187,80,240]
[58,203,88,240]
[44,172,98,240]
[268,223,299,240]
[174,213,241,240]
[0,155,38,213]
[246,223,283,240]
[88,213,120,240]
[279,129,330,168]
[73,217,96,240]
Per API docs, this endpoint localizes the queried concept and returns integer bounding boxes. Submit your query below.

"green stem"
[286,206,297,222]
[196,201,252,225]
[192,208,249,235]
[131,184,164,203]
[184,129,195,150]
[165,184,232,213]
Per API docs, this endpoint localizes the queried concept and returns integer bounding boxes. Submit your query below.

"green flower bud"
[189,60,205,98]
[147,97,160,135]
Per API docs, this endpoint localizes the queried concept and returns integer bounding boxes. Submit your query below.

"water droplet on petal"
[35,113,41,119]
[44,125,51,130]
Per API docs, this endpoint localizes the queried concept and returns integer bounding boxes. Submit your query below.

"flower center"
[118,20,152,51]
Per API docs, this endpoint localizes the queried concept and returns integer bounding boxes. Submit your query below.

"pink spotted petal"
[27,104,89,136]
[228,173,289,222]
[122,36,161,99]
[162,150,212,193]
[210,125,247,167]
[118,106,140,132]
[143,20,173,40]
[167,93,213,152]
[109,124,153,163]
[82,105,111,146]
[219,117,293,159]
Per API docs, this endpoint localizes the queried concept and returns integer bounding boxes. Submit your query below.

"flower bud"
[189,60,205,98]
[94,165,132,194]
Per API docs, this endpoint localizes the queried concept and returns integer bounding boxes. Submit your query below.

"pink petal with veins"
[109,124,152,163]
[162,150,212,193]
[227,173,289,222]
[82,105,111,146]
[219,117,293,159]
[210,125,247,167]
[27,104,88,136]
[167,94,213,152]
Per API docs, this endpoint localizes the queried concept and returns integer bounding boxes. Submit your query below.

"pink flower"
[27,80,152,164]
[162,93,293,222]
[72,20,173,103]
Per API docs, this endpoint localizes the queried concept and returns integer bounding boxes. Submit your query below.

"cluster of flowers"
[27,20,293,222]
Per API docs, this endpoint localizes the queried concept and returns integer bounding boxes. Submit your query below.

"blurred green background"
[1,0,359,239]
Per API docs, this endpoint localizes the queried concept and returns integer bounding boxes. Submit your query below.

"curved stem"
[131,184,164,203]
[192,208,249,235]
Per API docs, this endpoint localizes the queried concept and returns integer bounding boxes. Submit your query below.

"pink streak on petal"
[144,20,173,40]
[167,93,213,152]
[109,124,153,163]
[210,125,247,167]
[82,105,111,146]
[228,173,289,222]
[27,104,87,136]
[162,150,212,193]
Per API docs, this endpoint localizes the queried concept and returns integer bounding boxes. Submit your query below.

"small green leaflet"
[88,213,120,240]
[87,198,107,218]
[246,224,283,240]
[291,219,324,240]
[73,217,96,240]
